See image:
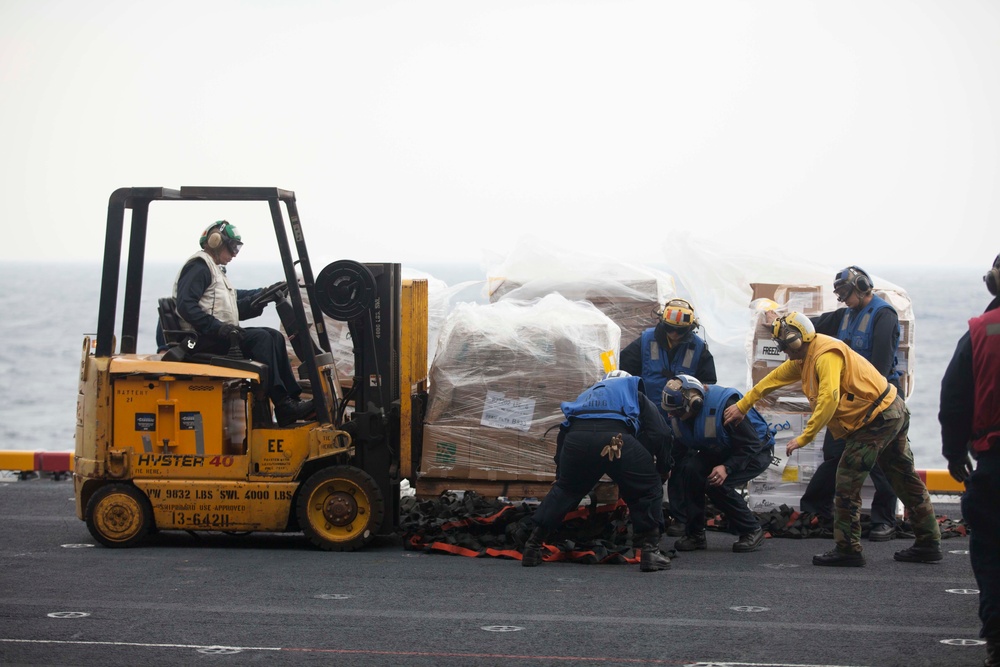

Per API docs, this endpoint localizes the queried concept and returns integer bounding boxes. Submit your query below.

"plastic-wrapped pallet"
[485,238,676,349]
[421,293,620,483]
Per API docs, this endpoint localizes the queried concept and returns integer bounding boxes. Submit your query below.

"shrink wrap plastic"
[421,293,620,482]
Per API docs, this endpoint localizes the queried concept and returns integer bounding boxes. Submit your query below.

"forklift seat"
[157,297,197,360]
[156,297,271,389]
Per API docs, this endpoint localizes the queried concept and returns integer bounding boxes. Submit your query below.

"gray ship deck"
[0,478,983,667]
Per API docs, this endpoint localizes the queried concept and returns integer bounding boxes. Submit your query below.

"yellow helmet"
[660,298,697,330]
[772,311,816,352]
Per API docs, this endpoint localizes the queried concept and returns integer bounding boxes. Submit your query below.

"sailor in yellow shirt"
[722,312,941,567]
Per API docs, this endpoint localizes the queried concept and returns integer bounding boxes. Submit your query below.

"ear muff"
[985,255,1000,296]
[201,221,243,254]
[201,221,228,250]
[772,318,802,351]
[206,227,224,249]
[849,266,873,294]
[662,375,705,414]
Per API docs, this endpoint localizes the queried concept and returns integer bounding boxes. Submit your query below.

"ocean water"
[0,261,986,472]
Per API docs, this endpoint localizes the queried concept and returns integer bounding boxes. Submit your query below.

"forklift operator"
[173,221,314,427]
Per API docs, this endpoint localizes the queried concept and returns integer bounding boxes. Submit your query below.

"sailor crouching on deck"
[520,371,673,572]
[663,374,774,554]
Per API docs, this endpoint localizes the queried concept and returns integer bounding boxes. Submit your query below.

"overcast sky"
[2,0,997,271]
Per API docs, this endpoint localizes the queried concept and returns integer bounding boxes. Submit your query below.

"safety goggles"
[661,322,690,335]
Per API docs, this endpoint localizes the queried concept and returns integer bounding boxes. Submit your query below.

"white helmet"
[602,370,631,381]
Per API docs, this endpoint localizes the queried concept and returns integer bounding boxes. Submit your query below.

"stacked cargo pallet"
[417,269,675,500]
[743,282,916,513]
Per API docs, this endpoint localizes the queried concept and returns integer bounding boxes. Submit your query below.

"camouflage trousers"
[834,396,940,553]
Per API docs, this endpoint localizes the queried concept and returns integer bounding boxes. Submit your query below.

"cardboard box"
[751,283,781,301]
[774,285,824,315]
[898,320,912,346]
[486,278,667,354]
[895,344,910,373]
[747,480,878,513]
[419,424,474,479]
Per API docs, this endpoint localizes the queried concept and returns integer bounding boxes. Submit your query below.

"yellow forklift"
[74,186,428,550]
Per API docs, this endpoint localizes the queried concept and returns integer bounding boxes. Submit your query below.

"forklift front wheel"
[297,466,384,551]
[85,484,154,548]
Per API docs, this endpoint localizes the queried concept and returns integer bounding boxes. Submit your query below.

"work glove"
[218,323,245,342]
[947,457,974,484]
[245,302,266,319]
[600,433,624,462]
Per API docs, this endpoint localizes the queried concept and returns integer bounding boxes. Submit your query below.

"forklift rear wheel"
[85,484,154,548]
[297,466,384,551]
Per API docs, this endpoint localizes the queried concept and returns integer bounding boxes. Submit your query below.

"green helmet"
[200,220,243,254]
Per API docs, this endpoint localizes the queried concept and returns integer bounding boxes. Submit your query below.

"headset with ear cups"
[202,220,230,250]
[206,225,224,249]
[772,312,816,352]
[201,221,225,250]
[773,319,800,351]
[985,254,1000,297]
[848,266,873,294]
[661,374,705,415]
[200,221,242,254]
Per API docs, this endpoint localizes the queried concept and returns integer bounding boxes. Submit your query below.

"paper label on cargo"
[754,339,785,362]
[761,445,790,478]
[762,412,804,440]
[786,293,818,312]
[481,391,536,432]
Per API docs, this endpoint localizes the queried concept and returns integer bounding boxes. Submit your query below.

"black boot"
[674,531,707,552]
[637,532,671,572]
[665,520,686,537]
[813,547,866,567]
[274,396,315,427]
[893,541,943,563]
[521,527,552,567]
[985,638,1000,667]
[733,526,765,553]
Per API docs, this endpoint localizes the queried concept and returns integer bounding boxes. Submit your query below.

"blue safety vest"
[561,376,642,435]
[639,327,706,413]
[836,294,900,383]
[669,385,775,457]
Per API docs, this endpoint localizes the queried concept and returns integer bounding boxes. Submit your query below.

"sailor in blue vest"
[940,253,1000,667]
[521,371,674,572]
[797,266,902,541]
[663,375,775,553]
[619,298,717,535]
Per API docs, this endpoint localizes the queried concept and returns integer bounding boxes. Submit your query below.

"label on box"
[895,348,909,372]
[481,391,536,432]
[755,339,785,362]
[763,413,805,439]
[786,294,818,312]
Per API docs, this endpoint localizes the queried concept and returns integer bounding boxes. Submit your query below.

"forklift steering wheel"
[249,281,288,310]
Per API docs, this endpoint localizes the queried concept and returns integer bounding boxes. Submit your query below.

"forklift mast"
[343,263,403,532]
